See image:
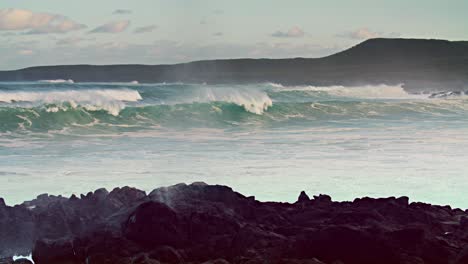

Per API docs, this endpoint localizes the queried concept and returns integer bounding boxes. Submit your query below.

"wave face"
[2,81,468,209]
[0,82,467,134]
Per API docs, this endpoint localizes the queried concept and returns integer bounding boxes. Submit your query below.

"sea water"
[1,81,467,208]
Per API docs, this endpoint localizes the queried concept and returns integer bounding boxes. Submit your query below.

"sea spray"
[13,253,34,264]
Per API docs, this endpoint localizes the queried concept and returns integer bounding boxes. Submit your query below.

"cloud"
[133,25,157,34]
[2,32,16,36]
[0,31,344,70]
[0,8,86,34]
[89,20,130,34]
[337,28,401,40]
[271,26,305,38]
[56,37,95,46]
[17,49,34,55]
[342,28,379,40]
[213,32,223,37]
[113,9,132,15]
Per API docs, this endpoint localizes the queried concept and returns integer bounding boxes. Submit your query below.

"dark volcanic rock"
[0,182,467,264]
[124,201,186,248]
[297,191,310,203]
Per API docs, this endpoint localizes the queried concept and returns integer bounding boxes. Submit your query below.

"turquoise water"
[1,81,468,208]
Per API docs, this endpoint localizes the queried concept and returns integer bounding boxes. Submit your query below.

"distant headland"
[1,38,467,92]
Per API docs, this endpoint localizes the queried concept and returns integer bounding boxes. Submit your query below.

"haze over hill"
[1,38,468,92]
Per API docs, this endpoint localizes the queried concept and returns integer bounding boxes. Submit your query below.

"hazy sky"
[0,0,467,70]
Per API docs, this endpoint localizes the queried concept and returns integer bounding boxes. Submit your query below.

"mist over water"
[1,81,468,208]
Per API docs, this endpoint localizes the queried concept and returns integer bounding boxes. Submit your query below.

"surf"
[1,82,468,134]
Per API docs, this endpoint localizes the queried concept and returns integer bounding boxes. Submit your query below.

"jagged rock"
[124,201,185,248]
[456,246,468,264]
[13,260,33,264]
[460,216,468,229]
[0,183,467,263]
[201,259,231,264]
[132,254,161,264]
[0,258,34,264]
[93,188,109,201]
[148,246,184,264]
[33,238,79,264]
[312,194,331,205]
[297,191,310,203]
[278,259,326,264]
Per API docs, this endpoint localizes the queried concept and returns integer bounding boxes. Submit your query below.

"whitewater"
[1,81,468,208]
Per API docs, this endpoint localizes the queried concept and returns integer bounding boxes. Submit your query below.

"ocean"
[1,81,467,208]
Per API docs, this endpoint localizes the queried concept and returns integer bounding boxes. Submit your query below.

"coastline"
[1,182,467,264]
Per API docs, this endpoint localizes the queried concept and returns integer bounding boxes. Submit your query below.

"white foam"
[13,253,35,264]
[270,83,427,100]
[173,87,273,115]
[39,79,74,84]
[0,89,142,116]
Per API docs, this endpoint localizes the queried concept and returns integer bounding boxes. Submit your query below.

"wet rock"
[201,259,231,264]
[460,216,468,229]
[124,201,185,248]
[148,246,184,264]
[132,254,161,264]
[312,194,331,205]
[33,238,80,264]
[297,191,310,203]
[456,246,468,264]
[0,183,467,263]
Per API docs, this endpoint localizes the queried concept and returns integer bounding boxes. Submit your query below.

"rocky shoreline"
[1,182,468,264]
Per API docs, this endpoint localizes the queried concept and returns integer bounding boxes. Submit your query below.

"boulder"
[124,201,185,248]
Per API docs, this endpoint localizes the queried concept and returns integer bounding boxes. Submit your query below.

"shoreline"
[1,182,468,263]
[1,184,467,211]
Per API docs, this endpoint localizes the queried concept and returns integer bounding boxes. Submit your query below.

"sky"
[0,0,467,70]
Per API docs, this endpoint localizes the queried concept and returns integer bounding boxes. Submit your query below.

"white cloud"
[56,37,95,46]
[271,26,305,38]
[0,37,344,70]
[133,25,157,34]
[0,8,86,34]
[17,49,34,55]
[347,28,380,40]
[337,28,401,40]
[89,20,130,34]
[113,9,132,15]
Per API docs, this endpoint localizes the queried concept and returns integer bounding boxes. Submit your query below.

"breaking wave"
[39,79,74,84]
[0,89,142,116]
[268,83,426,99]
[171,87,273,115]
[1,82,467,133]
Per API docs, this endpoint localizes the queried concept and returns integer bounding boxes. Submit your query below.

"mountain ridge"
[1,38,467,91]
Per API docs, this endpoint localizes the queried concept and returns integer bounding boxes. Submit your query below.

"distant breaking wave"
[1,82,468,133]
[39,79,74,84]
[267,83,427,99]
[0,89,142,116]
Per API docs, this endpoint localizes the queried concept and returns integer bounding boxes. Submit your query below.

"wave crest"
[175,87,273,115]
[39,79,74,84]
[0,89,142,116]
[268,83,426,99]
